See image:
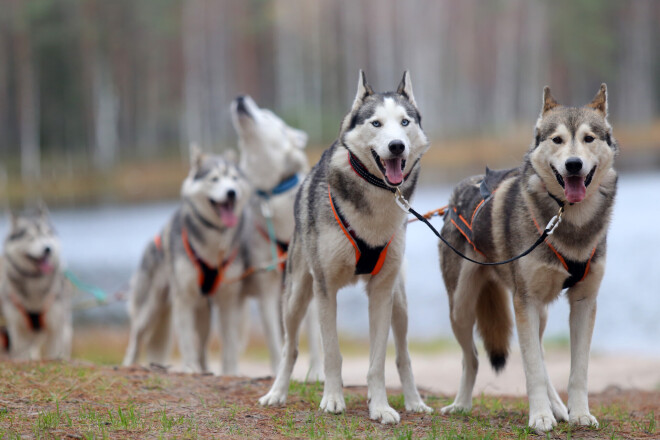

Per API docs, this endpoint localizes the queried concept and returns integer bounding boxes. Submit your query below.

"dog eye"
[584,135,594,143]
[401,119,409,127]
[371,120,381,128]
[552,136,563,144]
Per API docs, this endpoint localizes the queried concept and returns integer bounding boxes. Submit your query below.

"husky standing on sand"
[259,71,432,424]
[123,146,250,373]
[229,95,323,379]
[438,85,617,433]
[0,205,72,360]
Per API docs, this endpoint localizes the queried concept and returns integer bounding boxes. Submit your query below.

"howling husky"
[0,205,72,360]
[123,146,251,373]
[259,71,432,424]
[438,85,617,433]
[230,95,322,380]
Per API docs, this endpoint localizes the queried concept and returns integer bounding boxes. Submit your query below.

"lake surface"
[1,172,658,355]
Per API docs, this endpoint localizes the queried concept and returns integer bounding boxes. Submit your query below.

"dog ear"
[189,142,204,169]
[287,127,308,150]
[9,210,18,229]
[587,83,608,117]
[351,70,374,110]
[36,200,50,221]
[542,86,559,115]
[396,71,417,107]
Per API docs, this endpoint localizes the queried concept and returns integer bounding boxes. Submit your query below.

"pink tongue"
[384,158,403,184]
[564,176,586,203]
[218,204,238,227]
[39,260,54,274]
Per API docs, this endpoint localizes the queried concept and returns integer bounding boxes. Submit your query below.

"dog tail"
[475,280,512,373]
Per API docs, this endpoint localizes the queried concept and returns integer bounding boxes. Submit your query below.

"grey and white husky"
[0,205,72,360]
[438,85,617,433]
[123,146,251,373]
[230,94,322,380]
[259,71,432,424]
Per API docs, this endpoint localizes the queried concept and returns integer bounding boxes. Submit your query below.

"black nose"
[388,140,405,156]
[235,95,248,114]
[565,157,583,174]
[43,246,51,256]
[227,189,236,201]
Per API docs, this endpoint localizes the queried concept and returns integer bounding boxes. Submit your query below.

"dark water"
[1,172,658,355]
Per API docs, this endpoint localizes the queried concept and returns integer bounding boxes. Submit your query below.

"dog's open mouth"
[209,198,238,227]
[371,150,406,186]
[550,165,597,204]
[28,254,55,274]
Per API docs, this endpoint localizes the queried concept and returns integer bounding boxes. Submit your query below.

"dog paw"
[440,402,471,415]
[258,390,287,406]
[405,400,433,414]
[550,397,569,422]
[570,412,598,428]
[529,413,557,433]
[319,393,346,414]
[370,404,400,424]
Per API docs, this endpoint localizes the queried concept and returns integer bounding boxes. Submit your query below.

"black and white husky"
[259,71,432,424]
[438,85,618,433]
[123,146,251,373]
[0,205,72,360]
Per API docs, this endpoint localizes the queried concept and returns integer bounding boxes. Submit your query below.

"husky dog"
[230,94,323,379]
[259,71,432,424]
[123,146,251,373]
[438,85,617,432]
[0,205,72,360]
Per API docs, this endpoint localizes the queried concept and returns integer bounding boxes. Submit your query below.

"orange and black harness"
[154,229,238,296]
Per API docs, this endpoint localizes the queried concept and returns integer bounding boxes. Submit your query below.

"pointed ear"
[588,83,608,117]
[189,142,204,169]
[542,86,559,115]
[350,70,374,111]
[37,200,50,221]
[396,70,417,107]
[222,149,238,164]
[287,127,308,150]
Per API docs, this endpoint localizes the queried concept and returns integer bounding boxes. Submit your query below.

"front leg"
[513,294,556,433]
[171,290,207,373]
[217,284,242,375]
[566,266,603,428]
[317,282,345,414]
[365,274,400,424]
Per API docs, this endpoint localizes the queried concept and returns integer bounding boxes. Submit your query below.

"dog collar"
[345,148,418,193]
[256,174,301,199]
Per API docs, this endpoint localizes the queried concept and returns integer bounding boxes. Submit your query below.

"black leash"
[395,190,564,266]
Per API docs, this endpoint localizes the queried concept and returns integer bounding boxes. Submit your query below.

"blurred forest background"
[0,0,659,206]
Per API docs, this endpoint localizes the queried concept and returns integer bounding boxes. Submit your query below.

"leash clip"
[394,188,411,213]
[545,206,564,235]
[260,200,273,218]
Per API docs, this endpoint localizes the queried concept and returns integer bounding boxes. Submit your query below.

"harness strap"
[8,291,45,332]
[530,215,596,289]
[154,234,163,251]
[256,174,301,199]
[328,184,393,276]
[181,228,238,296]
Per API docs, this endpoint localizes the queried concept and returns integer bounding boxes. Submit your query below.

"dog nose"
[565,157,583,174]
[235,95,248,113]
[43,246,51,256]
[388,140,405,156]
[227,189,236,201]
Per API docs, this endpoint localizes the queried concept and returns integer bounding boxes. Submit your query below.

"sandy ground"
[232,350,660,396]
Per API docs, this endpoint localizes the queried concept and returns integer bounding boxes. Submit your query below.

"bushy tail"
[475,280,512,373]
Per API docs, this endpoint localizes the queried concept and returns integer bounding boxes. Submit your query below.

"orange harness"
[7,290,53,332]
[328,185,392,276]
[154,230,238,296]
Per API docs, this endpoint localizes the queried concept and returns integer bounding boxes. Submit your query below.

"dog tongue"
[39,260,54,274]
[217,204,238,227]
[564,176,586,203]
[384,158,403,185]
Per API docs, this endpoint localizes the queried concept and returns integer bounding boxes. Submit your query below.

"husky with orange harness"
[0,204,72,360]
[123,145,251,373]
[259,71,431,424]
[438,85,618,433]
[229,95,322,379]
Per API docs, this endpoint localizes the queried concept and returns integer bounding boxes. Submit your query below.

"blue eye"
[371,120,381,127]
[401,119,409,127]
